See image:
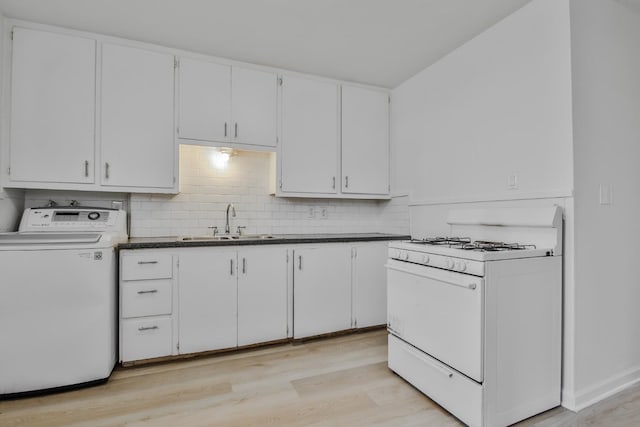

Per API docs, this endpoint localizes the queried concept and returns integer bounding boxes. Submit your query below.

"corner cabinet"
[9,27,96,185]
[100,43,176,190]
[177,58,278,149]
[341,86,390,196]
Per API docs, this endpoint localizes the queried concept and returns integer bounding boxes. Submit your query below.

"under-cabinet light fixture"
[210,148,235,170]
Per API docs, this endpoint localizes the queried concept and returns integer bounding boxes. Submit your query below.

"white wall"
[391,0,573,204]
[129,145,409,237]
[568,0,640,410]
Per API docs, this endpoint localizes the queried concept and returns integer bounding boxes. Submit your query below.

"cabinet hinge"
[173,176,176,184]
[174,58,179,69]
[10,30,14,41]
[286,326,289,335]
[354,319,358,328]
[176,126,180,135]
[279,179,283,189]
[278,77,283,86]
[177,342,180,351]
[276,136,279,144]
[388,95,391,104]
[286,252,289,263]
[388,184,391,192]
[6,167,10,176]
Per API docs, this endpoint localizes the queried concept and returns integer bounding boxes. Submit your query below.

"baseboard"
[562,365,640,412]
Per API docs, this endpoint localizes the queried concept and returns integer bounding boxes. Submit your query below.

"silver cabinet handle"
[345,176,349,188]
[224,122,228,137]
[105,162,110,179]
[230,258,234,276]
[137,261,158,265]
[234,122,238,138]
[137,289,158,294]
[332,177,336,189]
[138,326,159,331]
[298,255,302,270]
[467,283,477,290]
[84,160,89,177]
[242,257,246,274]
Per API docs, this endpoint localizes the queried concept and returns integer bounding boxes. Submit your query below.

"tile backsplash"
[131,145,409,237]
[24,145,409,238]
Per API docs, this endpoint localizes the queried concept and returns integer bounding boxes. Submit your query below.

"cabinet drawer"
[122,280,172,318]
[388,334,483,427]
[122,254,173,280]
[121,317,173,362]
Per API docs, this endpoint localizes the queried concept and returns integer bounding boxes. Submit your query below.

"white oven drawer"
[121,316,173,362]
[387,259,484,382]
[121,254,173,281]
[121,279,172,318]
[388,334,483,427]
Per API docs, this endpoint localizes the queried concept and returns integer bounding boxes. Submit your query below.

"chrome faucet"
[225,203,236,234]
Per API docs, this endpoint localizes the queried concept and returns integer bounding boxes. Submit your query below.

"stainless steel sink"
[177,234,274,242]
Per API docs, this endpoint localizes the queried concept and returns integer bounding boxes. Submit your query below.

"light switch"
[599,184,613,205]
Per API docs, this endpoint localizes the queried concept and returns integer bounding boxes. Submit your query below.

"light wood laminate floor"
[1,330,639,426]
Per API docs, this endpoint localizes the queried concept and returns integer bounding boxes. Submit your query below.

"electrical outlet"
[320,207,328,219]
[507,173,518,190]
[307,207,316,218]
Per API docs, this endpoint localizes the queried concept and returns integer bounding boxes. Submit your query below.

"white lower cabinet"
[119,251,177,363]
[178,246,289,354]
[293,245,352,338]
[237,247,289,346]
[120,241,391,363]
[178,248,238,354]
[351,242,388,328]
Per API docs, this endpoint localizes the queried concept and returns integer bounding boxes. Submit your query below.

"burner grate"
[409,237,536,252]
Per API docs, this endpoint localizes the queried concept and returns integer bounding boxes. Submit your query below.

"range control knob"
[421,254,430,264]
[458,261,467,272]
[446,258,455,269]
[394,250,402,259]
[403,252,410,261]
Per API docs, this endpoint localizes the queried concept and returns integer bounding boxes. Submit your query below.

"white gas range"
[386,206,563,427]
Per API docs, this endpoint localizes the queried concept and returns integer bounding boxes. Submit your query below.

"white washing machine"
[0,207,127,396]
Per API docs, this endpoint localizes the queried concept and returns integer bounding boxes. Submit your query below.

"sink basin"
[177,234,274,242]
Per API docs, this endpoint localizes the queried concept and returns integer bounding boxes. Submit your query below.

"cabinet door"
[178,58,231,142]
[293,245,351,338]
[281,76,339,194]
[178,249,237,354]
[10,27,95,184]
[341,86,389,195]
[231,67,278,147]
[237,247,288,346]
[101,43,175,189]
[352,243,388,328]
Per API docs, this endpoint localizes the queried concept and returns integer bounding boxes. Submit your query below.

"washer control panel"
[19,208,122,232]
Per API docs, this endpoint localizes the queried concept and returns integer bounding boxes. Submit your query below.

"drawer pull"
[137,289,158,294]
[404,339,454,378]
[138,326,159,332]
[467,283,477,290]
[138,261,159,265]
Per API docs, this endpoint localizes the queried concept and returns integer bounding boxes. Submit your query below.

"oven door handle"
[386,262,481,291]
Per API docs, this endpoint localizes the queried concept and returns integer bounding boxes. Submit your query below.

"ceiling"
[0,0,550,88]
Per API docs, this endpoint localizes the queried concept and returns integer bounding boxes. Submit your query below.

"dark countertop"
[119,233,410,250]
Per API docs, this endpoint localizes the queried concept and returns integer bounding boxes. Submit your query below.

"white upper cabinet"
[280,76,339,194]
[341,86,390,195]
[100,43,176,190]
[9,28,96,184]
[178,58,231,142]
[231,67,278,147]
[177,59,277,148]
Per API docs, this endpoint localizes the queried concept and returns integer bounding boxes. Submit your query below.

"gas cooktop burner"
[409,237,536,252]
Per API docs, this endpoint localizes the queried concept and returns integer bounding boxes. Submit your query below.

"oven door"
[387,258,484,382]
